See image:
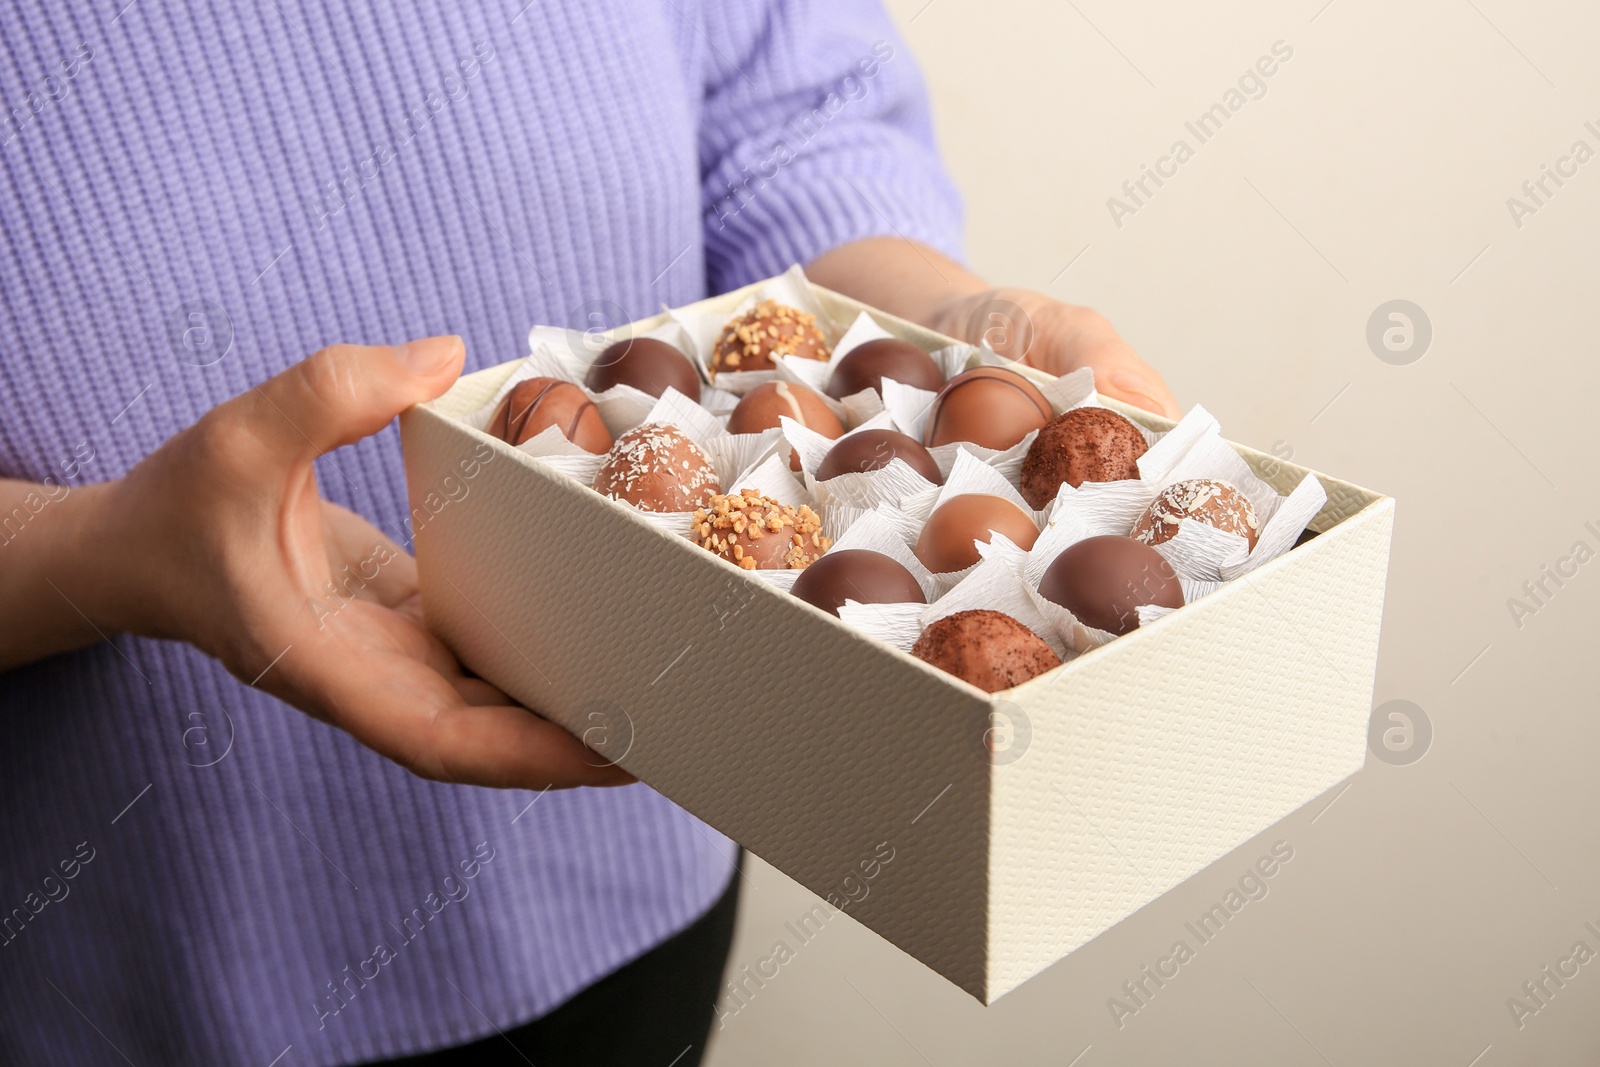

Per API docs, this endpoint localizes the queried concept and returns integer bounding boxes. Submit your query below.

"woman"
[0,1,1175,1064]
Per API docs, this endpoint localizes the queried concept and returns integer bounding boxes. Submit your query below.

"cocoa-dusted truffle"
[1132,478,1260,551]
[816,429,942,484]
[791,550,926,616]
[914,493,1039,574]
[1020,407,1148,508]
[694,489,831,570]
[587,337,701,401]
[711,300,830,375]
[593,423,719,512]
[923,366,1052,451]
[491,377,612,453]
[911,609,1061,692]
[1038,535,1183,636]
[826,337,944,399]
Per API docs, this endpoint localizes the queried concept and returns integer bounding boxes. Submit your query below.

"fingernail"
[394,335,463,375]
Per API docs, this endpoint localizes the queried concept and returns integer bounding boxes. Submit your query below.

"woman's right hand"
[37,337,632,791]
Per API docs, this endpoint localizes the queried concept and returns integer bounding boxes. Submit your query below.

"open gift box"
[399,277,1393,1004]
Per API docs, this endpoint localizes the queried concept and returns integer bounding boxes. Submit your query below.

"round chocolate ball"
[1038,535,1183,636]
[1020,407,1149,509]
[491,376,613,454]
[1133,478,1260,551]
[725,381,844,438]
[791,550,926,616]
[914,493,1039,574]
[825,338,944,399]
[815,429,942,484]
[593,423,719,512]
[694,489,831,570]
[711,300,830,375]
[586,337,701,401]
[923,366,1052,451]
[911,609,1061,692]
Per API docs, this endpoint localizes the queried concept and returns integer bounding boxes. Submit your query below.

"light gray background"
[707,1,1600,1063]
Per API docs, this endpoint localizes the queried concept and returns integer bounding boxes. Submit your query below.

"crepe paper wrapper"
[824,507,940,602]
[669,265,840,396]
[836,601,926,652]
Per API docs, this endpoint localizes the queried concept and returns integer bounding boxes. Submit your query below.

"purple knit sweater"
[0,1,961,1063]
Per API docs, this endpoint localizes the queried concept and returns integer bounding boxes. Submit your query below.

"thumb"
[234,336,465,464]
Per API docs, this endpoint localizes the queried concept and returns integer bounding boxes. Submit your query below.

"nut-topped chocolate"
[911,609,1061,692]
[1132,478,1260,551]
[1020,407,1148,508]
[922,366,1052,451]
[593,423,719,512]
[825,337,944,399]
[816,429,942,484]
[791,550,926,616]
[1038,535,1183,636]
[491,376,613,453]
[694,489,831,570]
[711,300,830,375]
[587,337,701,401]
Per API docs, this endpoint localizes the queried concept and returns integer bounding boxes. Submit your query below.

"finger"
[1097,364,1181,419]
[223,336,465,466]
[275,617,633,789]
[320,502,419,608]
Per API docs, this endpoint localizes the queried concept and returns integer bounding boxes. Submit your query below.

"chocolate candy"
[491,377,613,454]
[923,366,1052,451]
[1132,478,1260,551]
[791,550,926,616]
[914,494,1039,574]
[815,429,942,484]
[593,423,719,512]
[911,609,1061,692]
[1020,407,1148,508]
[726,381,844,471]
[825,337,944,399]
[586,337,701,401]
[694,489,831,570]
[711,300,830,375]
[1038,535,1183,636]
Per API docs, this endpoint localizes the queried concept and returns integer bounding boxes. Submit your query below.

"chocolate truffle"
[1038,535,1183,636]
[586,337,701,401]
[923,366,1052,451]
[491,377,613,453]
[914,493,1039,574]
[1132,478,1261,551]
[694,489,831,570]
[711,300,830,375]
[725,381,844,438]
[593,423,719,512]
[791,550,926,616]
[825,337,944,399]
[911,609,1061,692]
[815,429,942,484]
[1020,407,1148,508]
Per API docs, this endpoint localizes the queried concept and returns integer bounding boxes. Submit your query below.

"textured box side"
[983,498,1395,1002]
[401,406,1000,997]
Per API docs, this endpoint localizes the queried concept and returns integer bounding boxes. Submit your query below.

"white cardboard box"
[399,280,1393,1004]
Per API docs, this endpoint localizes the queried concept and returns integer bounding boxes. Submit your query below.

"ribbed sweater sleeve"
[695,0,965,291]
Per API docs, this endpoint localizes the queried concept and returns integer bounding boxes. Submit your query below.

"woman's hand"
[929,287,1181,418]
[57,337,631,790]
[807,236,1180,418]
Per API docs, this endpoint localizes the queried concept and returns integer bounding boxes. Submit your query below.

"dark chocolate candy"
[825,337,943,399]
[790,549,926,616]
[1038,535,1182,636]
[816,429,942,484]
